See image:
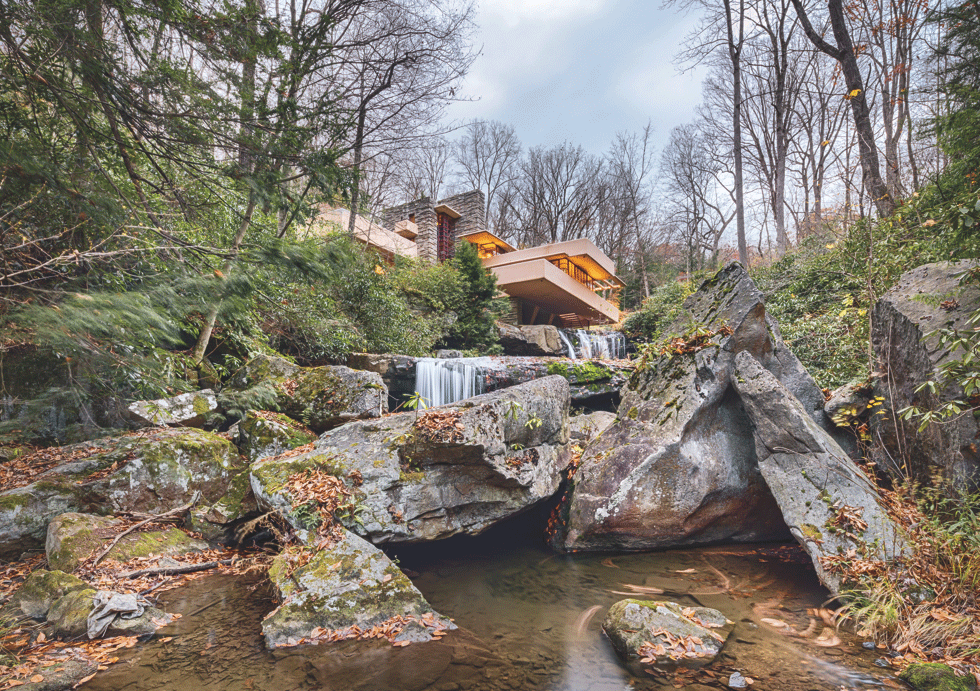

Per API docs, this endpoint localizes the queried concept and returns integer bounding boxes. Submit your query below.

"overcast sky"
[446,0,711,156]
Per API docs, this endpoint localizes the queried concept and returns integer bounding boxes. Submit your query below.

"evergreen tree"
[446,241,499,351]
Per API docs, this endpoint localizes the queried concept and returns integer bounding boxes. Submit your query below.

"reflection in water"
[81,514,899,691]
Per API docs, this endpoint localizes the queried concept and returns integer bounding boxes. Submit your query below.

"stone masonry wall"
[383,198,437,262]
[383,190,487,264]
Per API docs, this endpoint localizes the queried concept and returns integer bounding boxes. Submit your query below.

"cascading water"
[565,330,627,360]
[414,358,486,408]
[557,330,578,360]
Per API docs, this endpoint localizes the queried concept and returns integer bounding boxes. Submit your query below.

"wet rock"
[602,599,733,670]
[563,263,818,552]
[0,427,240,559]
[251,376,571,544]
[5,570,88,620]
[262,529,455,648]
[45,512,208,572]
[242,354,387,433]
[871,261,980,489]
[236,410,317,463]
[346,353,418,400]
[568,411,616,444]
[126,389,219,427]
[732,351,907,595]
[497,323,565,356]
[46,588,173,639]
[899,663,978,691]
[436,349,464,359]
[11,658,98,691]
[728,671,748,689]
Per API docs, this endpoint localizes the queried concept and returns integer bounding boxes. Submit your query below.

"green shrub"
[622,280,696,343]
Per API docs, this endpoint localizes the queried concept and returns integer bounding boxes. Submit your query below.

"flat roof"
[483,238,624,286]
[434,204,461,219]
[459,229,516,253]
[306,207,418,259]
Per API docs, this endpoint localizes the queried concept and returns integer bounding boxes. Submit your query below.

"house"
[384,190,624,327]
[306,205,418,262]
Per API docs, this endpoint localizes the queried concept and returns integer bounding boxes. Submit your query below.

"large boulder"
[251,376,572,544]
[568,411,617,444]
[242,354,387,433]
[497,323,566,356]
[45,512,208,572]
[0,427,240,558]
[602,599,733,670]
[871,261,980,489]
[561,263,829,551]
[262,530,455,648]
[732,351,907,594]
[126,389,219,427]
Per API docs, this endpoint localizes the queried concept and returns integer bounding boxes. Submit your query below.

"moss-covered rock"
[45,587,174,639]
[602,599,734,671]
[262,529,454,648]
[240,354,387,433]
[237,410,317,463]
[45,512,208,572]
[126,389,219,427]
[250,376,572,544]
[7,658,98,691]
[188,468,259,541]
[7,570,88,620]
[0,427,240,559]
[899,663,978,691]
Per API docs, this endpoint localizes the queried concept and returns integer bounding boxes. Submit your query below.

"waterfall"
[414,358,486,408]
[557,330,578,360]
[562,330,628,360]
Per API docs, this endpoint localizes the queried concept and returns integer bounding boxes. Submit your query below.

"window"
[437,212,456,262]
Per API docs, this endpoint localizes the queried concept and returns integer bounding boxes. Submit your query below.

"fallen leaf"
[30,675,45,683]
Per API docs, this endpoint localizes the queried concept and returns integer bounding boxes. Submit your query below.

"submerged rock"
[242,354,387,433]
[602,599,733,670]
[251,376,571,544]
[45,512,208,572]
[0,427,240,558]
[262,529,455,648]
[562,263,822,552]
[126,389,219,427]
[899,663,978,691]
[45,587,173,639]
[871,260,980,490]
[732,351,907,594]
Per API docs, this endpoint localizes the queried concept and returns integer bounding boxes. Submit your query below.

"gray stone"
[262,529,455,648]
[46,588,173,639]
[251,376,572,544]
[6,570,88,620]
[870,261,980,489]
[243,354,387,433]
[0,427,241,559]
[45,512,208,572]
[563,263,819,552]
[732,351,907,594]
[825,380,874,427]
[498,323,565,356]
[236,410,317,463]
[602,599,733,669]
[126,389,219,427]
[435,349,464,359]
[568,411,616,444]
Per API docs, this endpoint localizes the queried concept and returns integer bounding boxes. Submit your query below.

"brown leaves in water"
[282,612,453,648]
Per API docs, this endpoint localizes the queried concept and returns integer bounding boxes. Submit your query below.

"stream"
[82,512,897,691]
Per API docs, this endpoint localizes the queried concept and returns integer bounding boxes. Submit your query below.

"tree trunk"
[792,0,895,217]
[724,0,749,267]
[347,105,367,235]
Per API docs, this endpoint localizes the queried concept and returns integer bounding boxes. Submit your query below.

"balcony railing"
[549,256,595,290]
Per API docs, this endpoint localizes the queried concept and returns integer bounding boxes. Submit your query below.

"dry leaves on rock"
[413,410,464,444]
[284,612,453,648]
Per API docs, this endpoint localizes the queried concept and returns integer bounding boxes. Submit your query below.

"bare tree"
[790,0,896,216]
[453,120,523,224]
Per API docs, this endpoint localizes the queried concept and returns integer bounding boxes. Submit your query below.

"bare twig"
[121,559,234,579]
[90,492,201,567]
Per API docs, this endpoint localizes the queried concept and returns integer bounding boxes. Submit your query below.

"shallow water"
[82,515,898,691]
